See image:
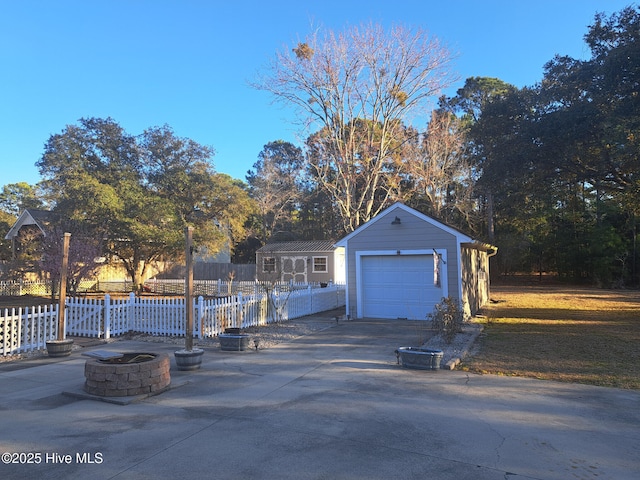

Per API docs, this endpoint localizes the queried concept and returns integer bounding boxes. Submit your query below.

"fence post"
[20,306,26,353]
[197,296,204,338]
[237,292,243,328]
[308,284,313,315]
[128,292,136,332]
[104,294,111,340]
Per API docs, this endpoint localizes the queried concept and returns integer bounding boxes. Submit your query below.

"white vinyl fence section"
[142,278,324,296]
[1,284,345,356]
[0,279,323,296]
[66,297,103,337]
[1,305,59,356]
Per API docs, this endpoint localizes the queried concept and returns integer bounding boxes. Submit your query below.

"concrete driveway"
[1,316,639,479]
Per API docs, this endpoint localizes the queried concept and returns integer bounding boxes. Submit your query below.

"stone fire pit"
[83,352,171,397]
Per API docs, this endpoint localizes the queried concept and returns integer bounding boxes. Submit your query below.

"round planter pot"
[396,347,443,370]
[219,333,250,351]
[46,339,74,357]
[174,348,204,371]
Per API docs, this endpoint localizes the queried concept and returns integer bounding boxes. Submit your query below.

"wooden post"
[57,232,71,340]
[185,226,194,351]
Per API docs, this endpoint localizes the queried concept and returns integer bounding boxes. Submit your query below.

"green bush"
[427,297,464,344]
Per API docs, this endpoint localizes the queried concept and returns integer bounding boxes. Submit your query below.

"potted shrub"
[396,297,464,370]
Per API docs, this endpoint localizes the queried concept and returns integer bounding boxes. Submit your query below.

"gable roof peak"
[335,202,475,246]
[4,209,57,240]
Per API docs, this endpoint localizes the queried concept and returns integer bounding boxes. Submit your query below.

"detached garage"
[335,203,497,320]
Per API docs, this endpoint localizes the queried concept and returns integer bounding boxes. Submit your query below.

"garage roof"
[334,202,474,247]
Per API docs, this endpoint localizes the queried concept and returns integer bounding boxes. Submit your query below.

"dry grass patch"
[459,285,640,389]
[0,295,53,309]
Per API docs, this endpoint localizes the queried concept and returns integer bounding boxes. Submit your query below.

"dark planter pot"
[396,347,443,370]
[224,328,242,335]
[219,333,250,351]
[46,339,74,357]
[174,348,204,371]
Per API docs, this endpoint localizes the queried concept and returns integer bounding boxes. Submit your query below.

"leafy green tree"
[203,172,256,257]
[295,177,342,241]
[441,78,519,217]
[246,140,305,242]
[37,117,255,290]
[0,182,44,216]
[536,6,640,284]
[2,218,57,281]
[423,7,640,286]
[443,77,517,128]
[0,210,15,262]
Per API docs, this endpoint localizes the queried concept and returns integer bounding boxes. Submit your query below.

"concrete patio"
[1,314,638,479]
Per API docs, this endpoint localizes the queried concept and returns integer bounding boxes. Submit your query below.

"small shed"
[256,240,345,284]
[334,203,496,320]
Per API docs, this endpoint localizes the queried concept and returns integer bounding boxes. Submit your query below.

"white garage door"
[360,254,442,319]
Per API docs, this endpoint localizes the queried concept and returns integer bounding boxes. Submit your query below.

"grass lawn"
[2,287,639,390]
[0,295,53,309]
[460,285,640,390]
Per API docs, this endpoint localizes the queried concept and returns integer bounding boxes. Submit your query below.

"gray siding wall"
[256,251,335,283]
[344,206,461,316]
[308,251,335,283]
[461,247,491,316]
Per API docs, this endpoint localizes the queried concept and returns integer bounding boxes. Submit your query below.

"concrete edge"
[442,324,484,371]
[61,379,190,405]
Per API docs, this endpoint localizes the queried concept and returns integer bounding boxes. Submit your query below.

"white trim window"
[312,256,328,273]
[263,257,276,273]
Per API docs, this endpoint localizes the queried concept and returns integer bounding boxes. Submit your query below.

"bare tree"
[256,23,456,231]
[404,110,477,228]
[40,224,103,298]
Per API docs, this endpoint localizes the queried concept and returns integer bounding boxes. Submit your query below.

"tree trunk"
[487,192,495,243]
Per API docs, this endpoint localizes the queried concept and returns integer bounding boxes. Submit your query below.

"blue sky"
[0,0,633,187]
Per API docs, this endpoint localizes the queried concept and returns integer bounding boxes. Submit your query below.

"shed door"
[360,254,441,319]
[281,256,307,283]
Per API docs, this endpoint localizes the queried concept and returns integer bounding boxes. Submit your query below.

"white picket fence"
[0,305,59,356]
[1,284,346,356]
[0,279,323,296]
[142,278,325,296]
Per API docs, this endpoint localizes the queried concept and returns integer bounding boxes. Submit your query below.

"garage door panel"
[360,255,442,319]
